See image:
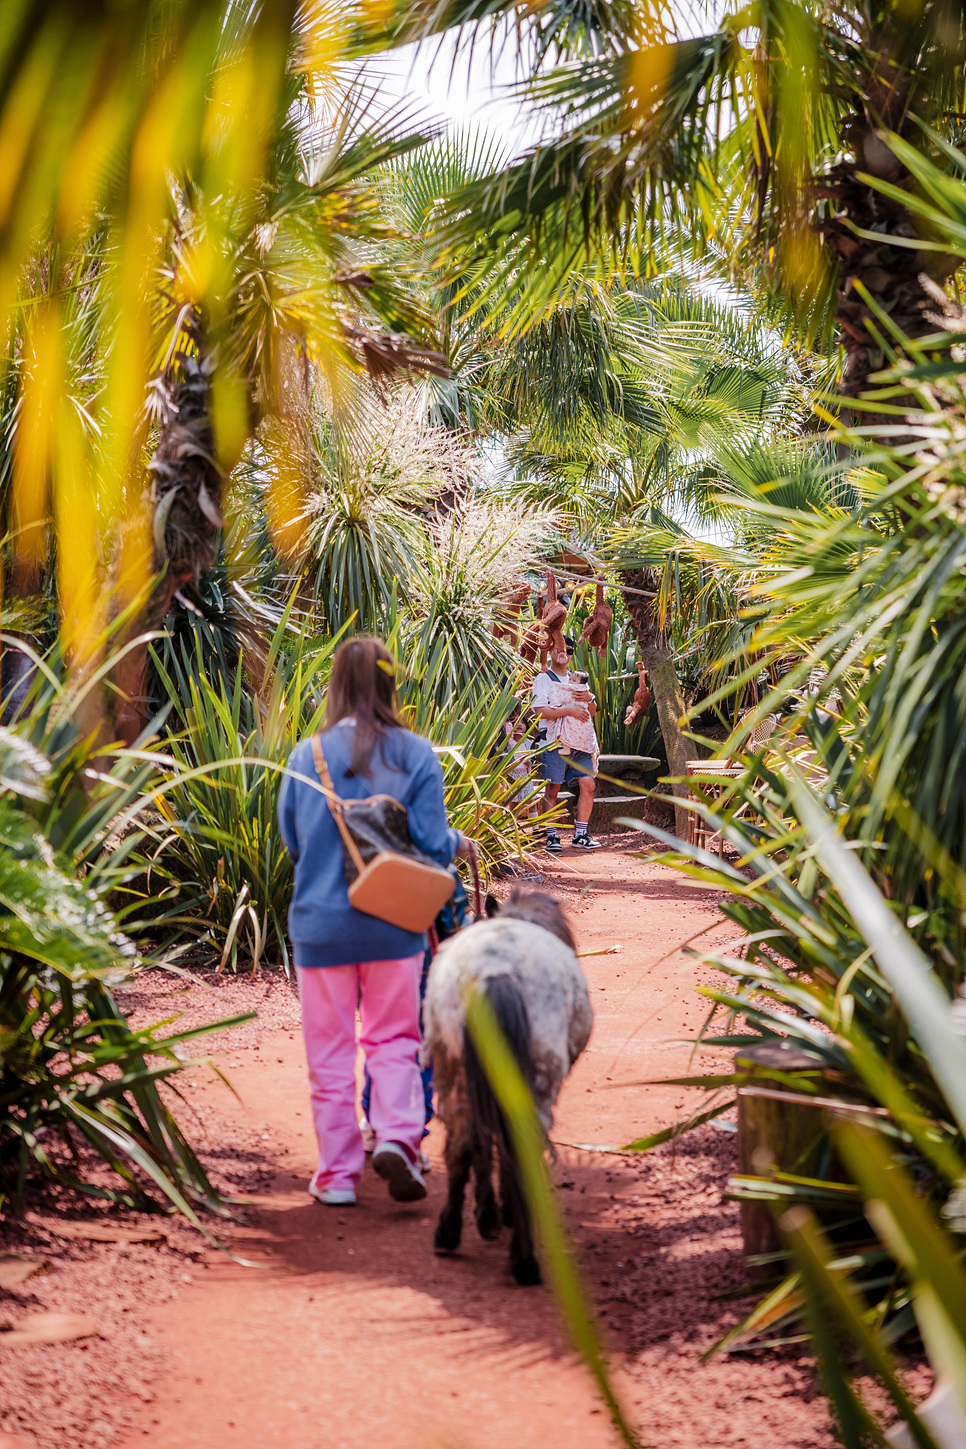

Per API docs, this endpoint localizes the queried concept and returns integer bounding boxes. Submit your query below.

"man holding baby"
[531,635,602,851]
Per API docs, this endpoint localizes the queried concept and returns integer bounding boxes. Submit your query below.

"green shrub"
[0,726,246,1217]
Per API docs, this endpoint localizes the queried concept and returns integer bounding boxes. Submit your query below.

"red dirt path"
[2,843,863,1447]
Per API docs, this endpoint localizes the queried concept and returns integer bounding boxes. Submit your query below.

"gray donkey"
[423,890,593,1284]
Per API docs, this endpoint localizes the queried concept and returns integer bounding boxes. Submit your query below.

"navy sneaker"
[545,829,563,853]
[572,831,602,849]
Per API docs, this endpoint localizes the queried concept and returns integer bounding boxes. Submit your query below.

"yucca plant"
[600,133,966,1420]
[401,493,561,706]
[301,391,457,633]
[611,730,966,1444]
[754,784,966,1449]
[614,472,966,1335]
[0,726,247,1217]
[608,276,966,1429]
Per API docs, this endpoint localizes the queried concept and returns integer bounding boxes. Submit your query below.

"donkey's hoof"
[475,1201,501,1241]
[434,1214,462,1254]
[511,1254,541,1286]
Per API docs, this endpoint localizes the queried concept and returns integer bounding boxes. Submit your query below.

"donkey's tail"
[463,973,534,1144]
[463,973,541,1283]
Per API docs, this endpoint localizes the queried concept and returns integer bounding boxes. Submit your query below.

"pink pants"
[297,957,424,1192]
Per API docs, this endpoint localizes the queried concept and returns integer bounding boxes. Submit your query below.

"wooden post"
[735,1040,828,1264]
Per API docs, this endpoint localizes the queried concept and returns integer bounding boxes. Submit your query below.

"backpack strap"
[310,735,366,877]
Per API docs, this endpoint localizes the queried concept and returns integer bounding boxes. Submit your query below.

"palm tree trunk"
[620,568,690,839]
[824,154,953,400]
[818,83,959,404]
[114,353,223,743]
[1,554,42,721]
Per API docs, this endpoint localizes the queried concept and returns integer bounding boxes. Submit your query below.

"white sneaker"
[418,1149,431,1174]
[371,1142,427,1202]
[309,1179,357,1207]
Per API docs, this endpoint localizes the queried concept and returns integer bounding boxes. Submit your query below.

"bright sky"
[370,30,541,157]
[371,4,720,156]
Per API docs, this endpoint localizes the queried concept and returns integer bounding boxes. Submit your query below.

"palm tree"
[385,129,510,431]
[114,77,456,737]
[384,129,823,822]
[0,5,450,736]
[364,1,966,401]
[297,381,562,692]
[481,273,820,831]
[149,84,447,562]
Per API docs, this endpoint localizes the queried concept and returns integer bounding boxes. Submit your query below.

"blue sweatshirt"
[277,721,461,968]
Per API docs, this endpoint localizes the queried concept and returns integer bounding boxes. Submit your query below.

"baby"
[544,670,599,768]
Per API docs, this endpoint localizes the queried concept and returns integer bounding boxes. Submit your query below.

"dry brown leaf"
[26,1214,166,1245]
[0,1256,48,1289]
[1,1311,100,1345]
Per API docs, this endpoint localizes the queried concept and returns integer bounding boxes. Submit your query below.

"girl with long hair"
[278,635,465,1207]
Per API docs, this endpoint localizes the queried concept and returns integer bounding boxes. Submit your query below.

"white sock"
[574,820,589,836]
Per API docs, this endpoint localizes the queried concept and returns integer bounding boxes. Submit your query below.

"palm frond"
[350,0,642,62]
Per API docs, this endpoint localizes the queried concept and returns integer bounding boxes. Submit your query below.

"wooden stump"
[735,1040,828,1263]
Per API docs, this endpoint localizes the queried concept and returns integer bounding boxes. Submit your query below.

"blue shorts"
[541,744,596,785]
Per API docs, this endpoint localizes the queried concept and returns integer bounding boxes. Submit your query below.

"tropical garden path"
[111,843,834,1449]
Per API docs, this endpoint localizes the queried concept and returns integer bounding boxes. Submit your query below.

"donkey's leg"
[472,1127,500,1241]
[498,1141,540,1285]
[433,1056,470,1253]
[434,1115,471,1253]
[498,1153,514,1228]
